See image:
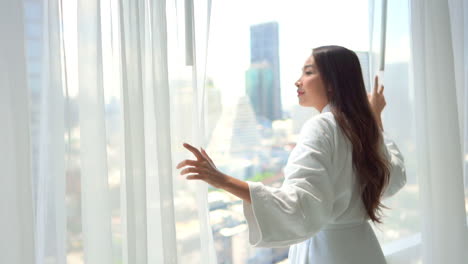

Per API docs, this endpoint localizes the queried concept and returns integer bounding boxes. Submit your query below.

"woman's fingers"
[183,167,226,188]
[369,75,387,116]
[176,159,199,169]
[373,75,379,94]
[176,143,227,188]
[183,143,204,161]
[373,75,385,95]
[186,174,203,180]
[177,144,227,188]
[180,166,211,176]
[200,148,211,161]
[378,84,384,94]
[200,148,216,168]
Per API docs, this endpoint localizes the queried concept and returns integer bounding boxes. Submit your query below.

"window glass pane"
[202,1,421,263]
[370,0,420,245]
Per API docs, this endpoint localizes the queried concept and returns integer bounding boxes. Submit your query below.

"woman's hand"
[368,75,386,115]
[176,143,228,188]
[176,142,252,203]
[368,75,386,131]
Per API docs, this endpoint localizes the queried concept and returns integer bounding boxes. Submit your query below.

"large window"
[24,0,463,263]
[203,0,420,262]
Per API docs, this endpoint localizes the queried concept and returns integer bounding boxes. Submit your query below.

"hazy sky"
[207,0,410,110]
[61,0,410,109]
[207,0,370,109]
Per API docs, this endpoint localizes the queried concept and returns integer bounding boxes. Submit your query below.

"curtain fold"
[150,0,180,262]
[448,0,466,145]
[35,0,67,263]
[409,0,468,263]
[0,1,35,263]
[118,0,150,263]
[77,0,114,263]
[187,0,217,263]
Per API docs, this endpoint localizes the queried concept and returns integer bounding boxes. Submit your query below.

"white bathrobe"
[243,105,407,264]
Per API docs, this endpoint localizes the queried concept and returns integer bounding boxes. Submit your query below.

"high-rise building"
[246,22,282,122]
[246,62,274,127]
[169,77,222,149]
[206,96,262,180]
[355,51,371,92]
[24,0,43,195]
[204,78,223,144]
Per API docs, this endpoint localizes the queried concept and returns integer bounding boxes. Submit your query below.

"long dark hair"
[312,45,390,223]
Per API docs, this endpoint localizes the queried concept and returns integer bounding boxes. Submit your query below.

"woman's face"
[295,55,329,111]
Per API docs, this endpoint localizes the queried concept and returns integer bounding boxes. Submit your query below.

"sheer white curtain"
[409,0,468,264]
[0,0,217,263]
[0,1,35,263]
[35,0,67,263]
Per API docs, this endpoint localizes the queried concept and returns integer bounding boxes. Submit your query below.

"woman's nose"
[295,80,301,88]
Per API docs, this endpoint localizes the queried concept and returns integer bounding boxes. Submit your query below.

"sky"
[61,0,410,109]
[207,0,410,110]
[207,0,370,109]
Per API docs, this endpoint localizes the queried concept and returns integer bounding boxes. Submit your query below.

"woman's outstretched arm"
[179,115,335,247]
[176,143,251,203]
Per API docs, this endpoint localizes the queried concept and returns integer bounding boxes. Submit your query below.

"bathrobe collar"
[321,104,331,113]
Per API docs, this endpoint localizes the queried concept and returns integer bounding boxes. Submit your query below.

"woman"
[176,45,406,263]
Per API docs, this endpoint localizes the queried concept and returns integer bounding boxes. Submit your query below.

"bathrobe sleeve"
[242,116,335,248]
[381,132,407,199]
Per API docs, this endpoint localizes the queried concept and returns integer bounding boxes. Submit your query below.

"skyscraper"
[246,22,282,122]
[355,51,371,92]
[24,0,43,191]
